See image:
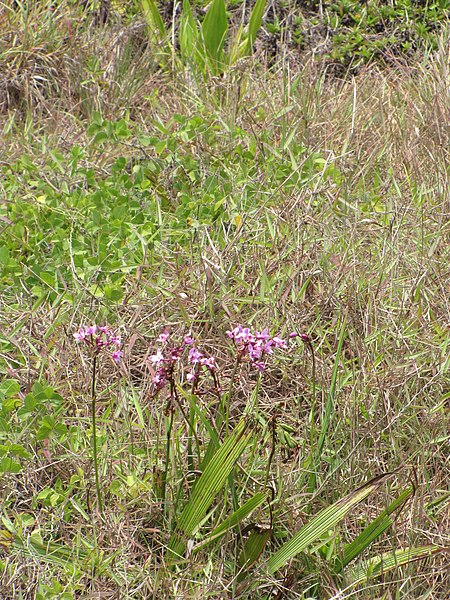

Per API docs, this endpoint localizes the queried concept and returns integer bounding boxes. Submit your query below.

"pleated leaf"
[169,418,254,557]
[140,0,166,39]
[267,473,391,574]
[179,0,199,64]
[336,486,414,572]
[202,0,228,69]
[246,0,266,54]
[348,545,450,587]
[194,491,268,551]
[238,528,272,574]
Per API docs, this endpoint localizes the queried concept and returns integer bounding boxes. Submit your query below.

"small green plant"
[140,0,267,75]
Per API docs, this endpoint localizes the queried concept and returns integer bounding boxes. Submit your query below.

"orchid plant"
[70,322,435,588]
[147,325,297,511]
[74,324,123,515]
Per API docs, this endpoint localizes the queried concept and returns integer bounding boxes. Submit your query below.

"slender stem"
[91,353,103,515]
[162,401,174,513]
[307,340,318,496]
[221,355,241,433]
[264,413,277,489]
[309,341,317,445]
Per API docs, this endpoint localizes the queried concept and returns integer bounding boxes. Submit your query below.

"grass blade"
[308,317,347,494]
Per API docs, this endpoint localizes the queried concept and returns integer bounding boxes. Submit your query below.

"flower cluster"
[226,325,296,372]
[149,332,215,390]
[74,324,123,363]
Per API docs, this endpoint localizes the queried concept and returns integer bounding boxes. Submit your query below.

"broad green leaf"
[202,0,228,71]
[267,473,391,574]
[179,0,199,64]
[195,491,268,550]
[238,527,272,576]
[246,0,266,54]
[140,0,166,39]
[348,545,450,587]
[336,486,414,571]
[169,418,254,557]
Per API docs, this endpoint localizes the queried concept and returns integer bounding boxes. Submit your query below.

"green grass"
[1,2,450,598]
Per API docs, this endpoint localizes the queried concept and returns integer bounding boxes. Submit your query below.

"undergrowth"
[1,2,450,599]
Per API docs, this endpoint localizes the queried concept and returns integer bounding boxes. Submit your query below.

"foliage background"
[0,1,449,598]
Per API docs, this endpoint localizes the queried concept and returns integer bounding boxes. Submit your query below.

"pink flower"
[150,349,165,365]
[157,331,170,343]
[112,350,123,363]
[272,336,287,349]
[227,324,294,371]
[74,324,123,363]
[188,347,204,364]
[200,356,215,370]
[153,368,167,389]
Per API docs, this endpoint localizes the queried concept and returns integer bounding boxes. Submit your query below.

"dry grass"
[1,4,450,599]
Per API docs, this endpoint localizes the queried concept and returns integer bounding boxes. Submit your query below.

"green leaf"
[348,546,450,587]
[0,457,22,473]
[267,473,392,574]
[246,0,266,54]
[0,246,10,266]
[202,0,228,71]
[238,527,272,575]
[179,0,199,63]
[169,418,254,558]
[336,486,414,571]
[140,0,166,39]
[195,492,268,550]
[0,379,20,397]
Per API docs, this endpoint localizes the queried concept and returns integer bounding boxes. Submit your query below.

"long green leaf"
[348,545,450,587]
[194,491,268,550]
[179,0,199,64]
[140,0,166,38]
[246,0,266,54]
[267,473,391,574]
[169,418,254,557]
[335,486,414,571]
[238,527,272,574]
[202,0,228,70]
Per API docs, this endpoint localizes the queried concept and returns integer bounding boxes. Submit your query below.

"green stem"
[162,403,174,514]
[91,353,103,515]
[264,414,277,489]
[307,340,318,497]
[220,356,241,433]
